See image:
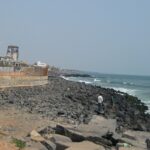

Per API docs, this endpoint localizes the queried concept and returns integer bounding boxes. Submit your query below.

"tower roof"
[8,45,19,48]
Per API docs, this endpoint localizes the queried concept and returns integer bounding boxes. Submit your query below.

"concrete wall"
[0,76,48,88]
[0,67,14,72]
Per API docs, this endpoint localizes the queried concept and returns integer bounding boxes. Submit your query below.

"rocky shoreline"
[0,76,149,131]
[0,76,150,149]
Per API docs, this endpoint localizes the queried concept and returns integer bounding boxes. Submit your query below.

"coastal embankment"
[0,76,149,149]
[0,76,149,131]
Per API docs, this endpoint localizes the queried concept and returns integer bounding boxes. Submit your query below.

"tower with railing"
[6,45,19,61]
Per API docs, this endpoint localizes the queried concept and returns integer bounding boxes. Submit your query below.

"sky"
[0,0,150,76]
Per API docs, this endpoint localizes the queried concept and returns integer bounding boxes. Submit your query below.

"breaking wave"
[112,87,137,96]
[78,80,93,84]
[94,78,101,82]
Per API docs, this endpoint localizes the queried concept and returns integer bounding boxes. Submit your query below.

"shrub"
[12,138,26,149]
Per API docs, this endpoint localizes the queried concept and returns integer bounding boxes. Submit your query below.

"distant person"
[146,139,150,150]
[111,96,116,111]
[97,95,104,114]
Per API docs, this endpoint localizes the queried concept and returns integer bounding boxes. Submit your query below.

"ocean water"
[62,73,150,113]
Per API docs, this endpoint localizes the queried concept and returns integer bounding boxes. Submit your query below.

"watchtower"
[6,45,19,61]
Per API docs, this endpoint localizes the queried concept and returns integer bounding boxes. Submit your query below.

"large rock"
[54,141,105,150]
[53,141,70,150]
[66,141,105,150]
[119,147,141,150]
[25,139,56,150]
[77,115,118,137]
[76,116,120,146]
[50,134,72,143]
[30,130,45,142]
[55,122,118,147]
[41,141,56,150]
[24,141,48,150]
[55,125,85,142]
[121,130,150,149]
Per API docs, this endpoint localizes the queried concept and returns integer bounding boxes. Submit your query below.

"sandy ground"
[0,106,56,150]
[0,107,53,138]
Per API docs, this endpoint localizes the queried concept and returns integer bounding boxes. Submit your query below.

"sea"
[62,73,150,113]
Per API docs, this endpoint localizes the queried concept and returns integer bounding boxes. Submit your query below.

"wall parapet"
[0,76,48,88]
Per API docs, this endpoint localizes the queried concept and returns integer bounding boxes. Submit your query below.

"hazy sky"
[0,0,150,75]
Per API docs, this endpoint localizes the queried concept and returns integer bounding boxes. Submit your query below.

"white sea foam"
[60,76,78,82]
[60,76,70,80]
[112,87,137,96]
[123,81,134,86]
[94,78,101,82]
[79,80,93,84]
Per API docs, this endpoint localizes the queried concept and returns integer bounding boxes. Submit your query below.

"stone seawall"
[0,76,48,88]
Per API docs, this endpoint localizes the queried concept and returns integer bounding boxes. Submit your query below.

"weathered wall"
[0,76,48,88]
[0,67,48,76]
